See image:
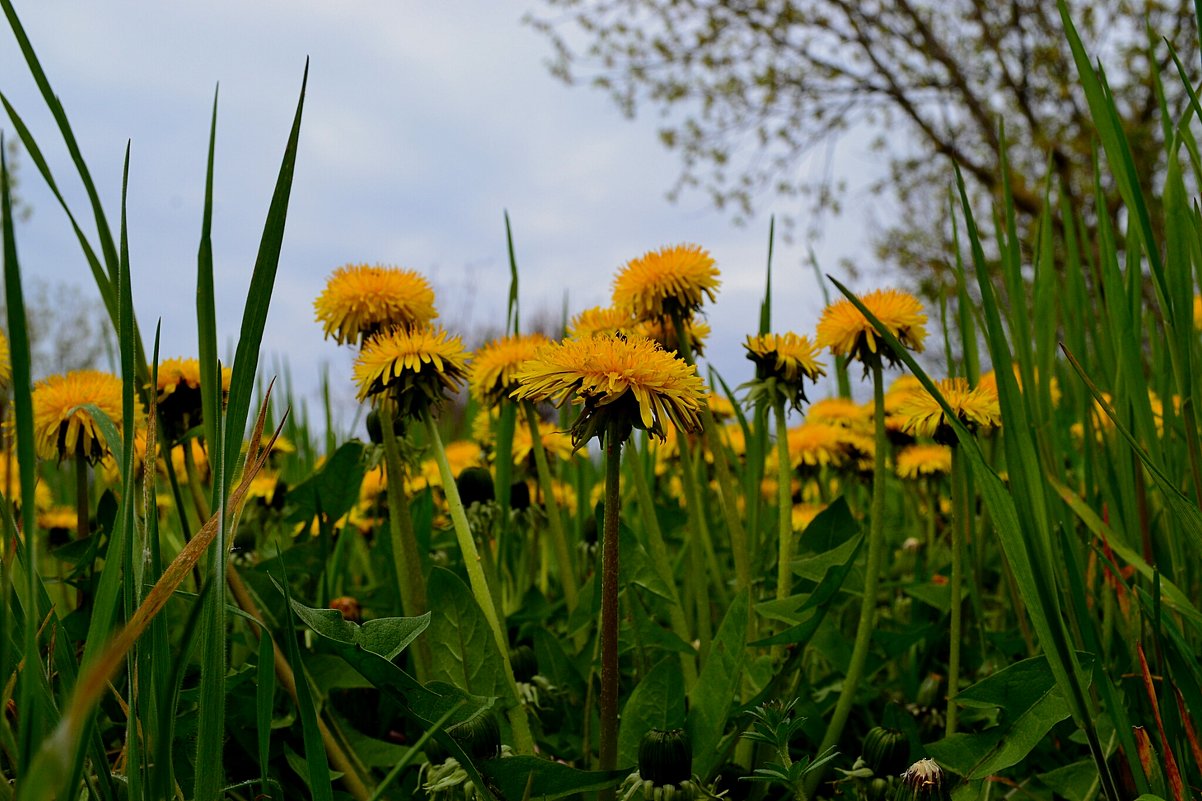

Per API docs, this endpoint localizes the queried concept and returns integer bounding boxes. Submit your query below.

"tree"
[528,0,1198,289]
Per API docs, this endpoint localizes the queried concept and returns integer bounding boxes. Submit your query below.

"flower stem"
[625,439,697,687]
[806,357,888,797]
[380,404,432,682]
[75,455,90,543]
[598,422,623,790]
[947,448,968,736]
[773,392,794,605]
[521,399,578,610]
[422,409,534,755]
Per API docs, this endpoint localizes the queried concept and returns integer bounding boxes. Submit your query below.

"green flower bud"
[863,726,909,776]
[446,711,502,762]
[638,728,692,787]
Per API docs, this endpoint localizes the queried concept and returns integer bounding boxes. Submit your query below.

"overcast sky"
[1,1,893,435]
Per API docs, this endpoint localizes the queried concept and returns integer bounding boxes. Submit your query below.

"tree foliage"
[528,0,1198,286]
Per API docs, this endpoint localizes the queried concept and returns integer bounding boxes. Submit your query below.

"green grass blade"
[198,87,222,469]
[504,210,520,335]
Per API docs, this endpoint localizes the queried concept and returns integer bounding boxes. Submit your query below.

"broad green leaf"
[1038,759,1102,801]
[927,654,1094,778]
[479,756,627,800]
[618,658,686,768]
[688,589,749,779]
[426,568,514,701]
[285,440,369,524]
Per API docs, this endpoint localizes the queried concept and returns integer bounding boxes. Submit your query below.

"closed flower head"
[32,370,132,463]
[353,324,468,416]
[816,288,927,365]
[469,333,550,407]
[900,377,1000,444]
[612,244,720,322]
[512,334,706,447]
[314,264,437,345]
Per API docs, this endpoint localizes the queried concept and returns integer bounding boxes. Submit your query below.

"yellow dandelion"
[612,244,720,321]
[512,334,707,447]
[698,394,733,423]
[793,503,827,533]
[568,306,636,339]
[37,506,78,533]
[787,422,846,472]
[1195,294,1202,331]
[636,315,711,357]
[155,356,232,440]
[353,324,468,415]
[0,330,10,390]
[885,374,923,413]
[314,264,438,345]
[807,397,871,431]
[469,333,550,407]
[743,332,827,411]
[32,370,133,464]
[899,377,1001,444]
[895,444,953,480]
[816,288,927,365]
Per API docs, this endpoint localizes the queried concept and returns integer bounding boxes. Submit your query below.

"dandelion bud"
[638,728,692,787]
[862,726,909,777]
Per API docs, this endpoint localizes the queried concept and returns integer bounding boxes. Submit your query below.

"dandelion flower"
[155,356,232,440]
[469,333,550,407]
[786,422,846,472]
[32,370,132,463]
[0,331,10,390]
[568,306,636,339]
[353,325,468,415]
[612,244,720,321]
[636,316,711,357]
[900,377,1000,444]
[742,332,826,410]
[512,334,706,447]
[314,264,437,345]
[895,444,953,480]
[816,288,927,365]
[807,397,869,430]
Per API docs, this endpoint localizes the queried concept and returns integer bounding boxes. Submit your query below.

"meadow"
[1,1,1201,800]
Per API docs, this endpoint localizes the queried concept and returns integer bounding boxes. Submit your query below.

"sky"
[0,1,891,436]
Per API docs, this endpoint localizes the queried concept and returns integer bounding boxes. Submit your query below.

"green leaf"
[288,599,428,663]
[479,756,627,800]
[796,496,857,554]
[618,658,686,768]
[1038,759,1102,801]
[285,440,369,524]
[426,568,514,701]
[688,589,749,779]
[256,631,275,793]
[926,654,1094,778]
